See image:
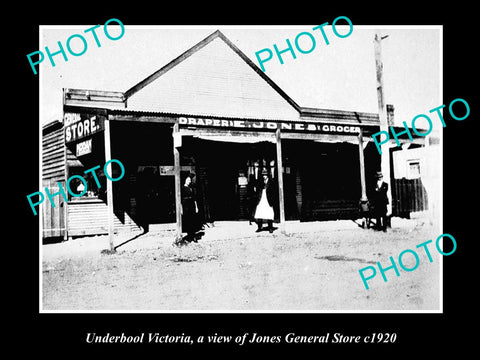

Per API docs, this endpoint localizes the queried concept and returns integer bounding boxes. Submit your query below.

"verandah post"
[275,127,286,234]
[173,123,183,243]
[358,128,368,203]
[104,118,115,252]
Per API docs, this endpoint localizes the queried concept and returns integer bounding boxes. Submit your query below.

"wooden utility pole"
[275,128,286,234]
[104,119,115,252]
[173,123,183,243]
[374,31,393,216]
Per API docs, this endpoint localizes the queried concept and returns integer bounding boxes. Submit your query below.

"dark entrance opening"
[182,137,300,222]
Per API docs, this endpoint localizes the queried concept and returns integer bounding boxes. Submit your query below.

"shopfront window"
[68,166,107,200]
[407,160,421,179]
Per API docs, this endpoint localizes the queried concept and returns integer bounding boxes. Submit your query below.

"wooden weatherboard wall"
[42,118,142,240]
[42,121,66,238]
[67,200,139,237]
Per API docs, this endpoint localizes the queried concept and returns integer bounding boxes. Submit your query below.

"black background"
[14,2,477,356]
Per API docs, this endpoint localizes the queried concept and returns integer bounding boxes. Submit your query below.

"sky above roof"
[39,25,441,127]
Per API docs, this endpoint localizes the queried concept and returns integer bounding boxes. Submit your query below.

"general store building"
[41,30,426,240]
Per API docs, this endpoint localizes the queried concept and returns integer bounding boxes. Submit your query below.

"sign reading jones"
[178,117,362,135]
[64,113,104,143]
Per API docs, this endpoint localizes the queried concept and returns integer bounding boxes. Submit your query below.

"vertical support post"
[104,118,115,252]
[63,150,69,240]
[62,106,69,241]
[374,31,393,216]
[358,128,367,202]
[173,123,183,243]
[62,89,70,240]
[275,128,286,234]
[358,128,368,227]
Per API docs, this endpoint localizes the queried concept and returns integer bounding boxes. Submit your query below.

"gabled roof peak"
[123,30,300,112]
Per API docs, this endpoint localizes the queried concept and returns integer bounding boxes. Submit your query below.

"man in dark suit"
[372,171,389,232]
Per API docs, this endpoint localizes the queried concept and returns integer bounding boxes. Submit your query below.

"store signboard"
[64,113,105,144]
[159,165,194,176]
[178,116,373,136]
[76,139,92,157]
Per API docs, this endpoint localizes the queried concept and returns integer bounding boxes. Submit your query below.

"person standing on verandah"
[372,171,389,232]
[254,168,278,233]
[181,173,203,242]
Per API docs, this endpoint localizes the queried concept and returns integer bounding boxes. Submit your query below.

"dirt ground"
[41,217,441,312]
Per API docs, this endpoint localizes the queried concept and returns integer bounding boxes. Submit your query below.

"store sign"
[76,139,92,156]
[159,166,175,176]
[64,113,104,143]
[159,165,194,176]
[178,116,363,135]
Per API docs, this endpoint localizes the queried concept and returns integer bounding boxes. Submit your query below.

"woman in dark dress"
[181,174,201,242]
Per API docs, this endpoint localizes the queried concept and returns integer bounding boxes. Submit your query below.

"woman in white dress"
[254,169,276,233]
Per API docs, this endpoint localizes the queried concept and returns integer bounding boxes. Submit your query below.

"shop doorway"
[207,164,239,221]
[190,138,299,222]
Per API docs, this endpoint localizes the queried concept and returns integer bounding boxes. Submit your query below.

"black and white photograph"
[38,24,443,312]
[15,7,477,354]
